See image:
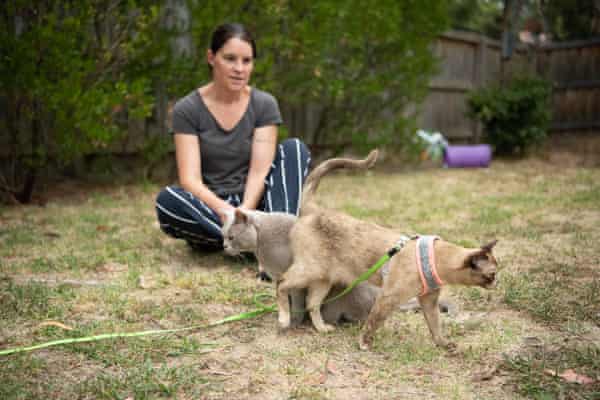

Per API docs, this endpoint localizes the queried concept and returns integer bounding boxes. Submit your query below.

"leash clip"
[382,235,417,278]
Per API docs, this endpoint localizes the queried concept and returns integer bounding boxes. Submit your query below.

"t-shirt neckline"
[196,87,253,133]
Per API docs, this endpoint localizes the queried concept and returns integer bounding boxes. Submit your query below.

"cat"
[222,151,380,325]
[222,207,383,325]
[276,194,499,349]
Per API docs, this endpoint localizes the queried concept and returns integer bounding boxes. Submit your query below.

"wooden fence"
[418,31,526,141]
[537,38,600,134]
[418,31,600,142]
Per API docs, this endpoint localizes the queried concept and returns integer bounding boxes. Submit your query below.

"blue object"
[416,130,449,161]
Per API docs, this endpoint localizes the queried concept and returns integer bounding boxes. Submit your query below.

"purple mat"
[444,145,492,168]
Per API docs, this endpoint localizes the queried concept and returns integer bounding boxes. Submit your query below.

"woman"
[155,23,310,251]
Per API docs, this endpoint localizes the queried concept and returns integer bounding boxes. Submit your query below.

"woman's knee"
[155,186,175,209]
[279,138,311,161]
[280,137,308,152]
[155,186,221,236]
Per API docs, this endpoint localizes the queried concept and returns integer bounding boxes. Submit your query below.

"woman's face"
[208,37,254,92]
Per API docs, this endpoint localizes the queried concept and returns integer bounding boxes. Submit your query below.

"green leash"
[321,252,392,305]
[322,235,413,305]
[1,241,409,357]
[0,294,276,357]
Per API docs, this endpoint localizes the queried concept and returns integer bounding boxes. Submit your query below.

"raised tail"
[300,149,379,213]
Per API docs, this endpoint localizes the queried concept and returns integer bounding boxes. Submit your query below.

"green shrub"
[467,76,552,156]
[1,1,171,203]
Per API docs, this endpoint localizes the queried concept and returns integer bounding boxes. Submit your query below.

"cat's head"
[461,240,499,289]
[221,208,257,256]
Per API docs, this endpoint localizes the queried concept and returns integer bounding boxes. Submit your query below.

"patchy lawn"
[1,158,599,399]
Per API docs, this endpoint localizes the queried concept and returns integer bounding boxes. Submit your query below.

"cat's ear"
[466,241,497,270]
[480,240,498,253]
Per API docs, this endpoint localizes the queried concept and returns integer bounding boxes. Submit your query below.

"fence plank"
[421,31,600,140]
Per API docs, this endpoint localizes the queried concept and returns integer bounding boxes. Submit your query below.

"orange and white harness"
[380,235,444,296]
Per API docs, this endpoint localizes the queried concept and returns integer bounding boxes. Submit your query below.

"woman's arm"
[241,125,277,210]
[174,133,233,221]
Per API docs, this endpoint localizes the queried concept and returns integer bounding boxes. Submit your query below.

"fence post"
[473,34,487,142]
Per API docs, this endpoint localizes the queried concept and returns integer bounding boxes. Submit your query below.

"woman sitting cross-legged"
[155,22,311,252]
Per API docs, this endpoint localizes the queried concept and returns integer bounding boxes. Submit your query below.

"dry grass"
[1,158,599,399]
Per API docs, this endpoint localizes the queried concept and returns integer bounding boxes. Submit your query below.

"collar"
[416,235,444,296]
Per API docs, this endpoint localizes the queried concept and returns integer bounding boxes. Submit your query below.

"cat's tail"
[300,149,379,214]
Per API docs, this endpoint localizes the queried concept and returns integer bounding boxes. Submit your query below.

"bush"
[185,1,450,150]
[0,1,173,203]
[467,76,552,156]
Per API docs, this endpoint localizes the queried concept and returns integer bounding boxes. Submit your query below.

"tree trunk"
[311,105,331,148]
[17,98,40,204]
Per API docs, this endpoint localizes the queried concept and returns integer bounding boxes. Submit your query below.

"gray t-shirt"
[171,88,282,196]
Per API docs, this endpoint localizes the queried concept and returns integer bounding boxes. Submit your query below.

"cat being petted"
[222,151,380,326]
[222,209,295,282]
[222,208,381,325]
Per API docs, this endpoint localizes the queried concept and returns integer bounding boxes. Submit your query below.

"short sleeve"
[256,92,283,128]
[171,101,197,135]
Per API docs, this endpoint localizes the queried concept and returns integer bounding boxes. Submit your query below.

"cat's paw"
[278,315,291,333]
[358,335,372,351]
[314,323,335,333]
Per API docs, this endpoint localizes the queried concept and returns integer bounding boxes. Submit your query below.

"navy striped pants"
[155,138,311,251]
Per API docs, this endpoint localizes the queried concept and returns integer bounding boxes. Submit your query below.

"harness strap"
[416,235,444,296]
[380,235,415,279]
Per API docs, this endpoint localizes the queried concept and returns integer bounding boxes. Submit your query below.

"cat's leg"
[277,266,311,331]
[289,289,306,327]
[418,290,455,350]
[359,286,412,350]
[276,281,292,330]
[306,281,335,332]
[320,287,345,325]
[256,263,272,283]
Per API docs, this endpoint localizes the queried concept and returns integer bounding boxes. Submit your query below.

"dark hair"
[210,23,257,58]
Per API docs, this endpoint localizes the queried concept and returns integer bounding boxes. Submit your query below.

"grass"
[1,158,599,399]
[503,266,600,325]
[0,280,75,321]
[502,342,600,399]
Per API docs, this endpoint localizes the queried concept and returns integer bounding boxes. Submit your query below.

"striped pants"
[155,138,311,251]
